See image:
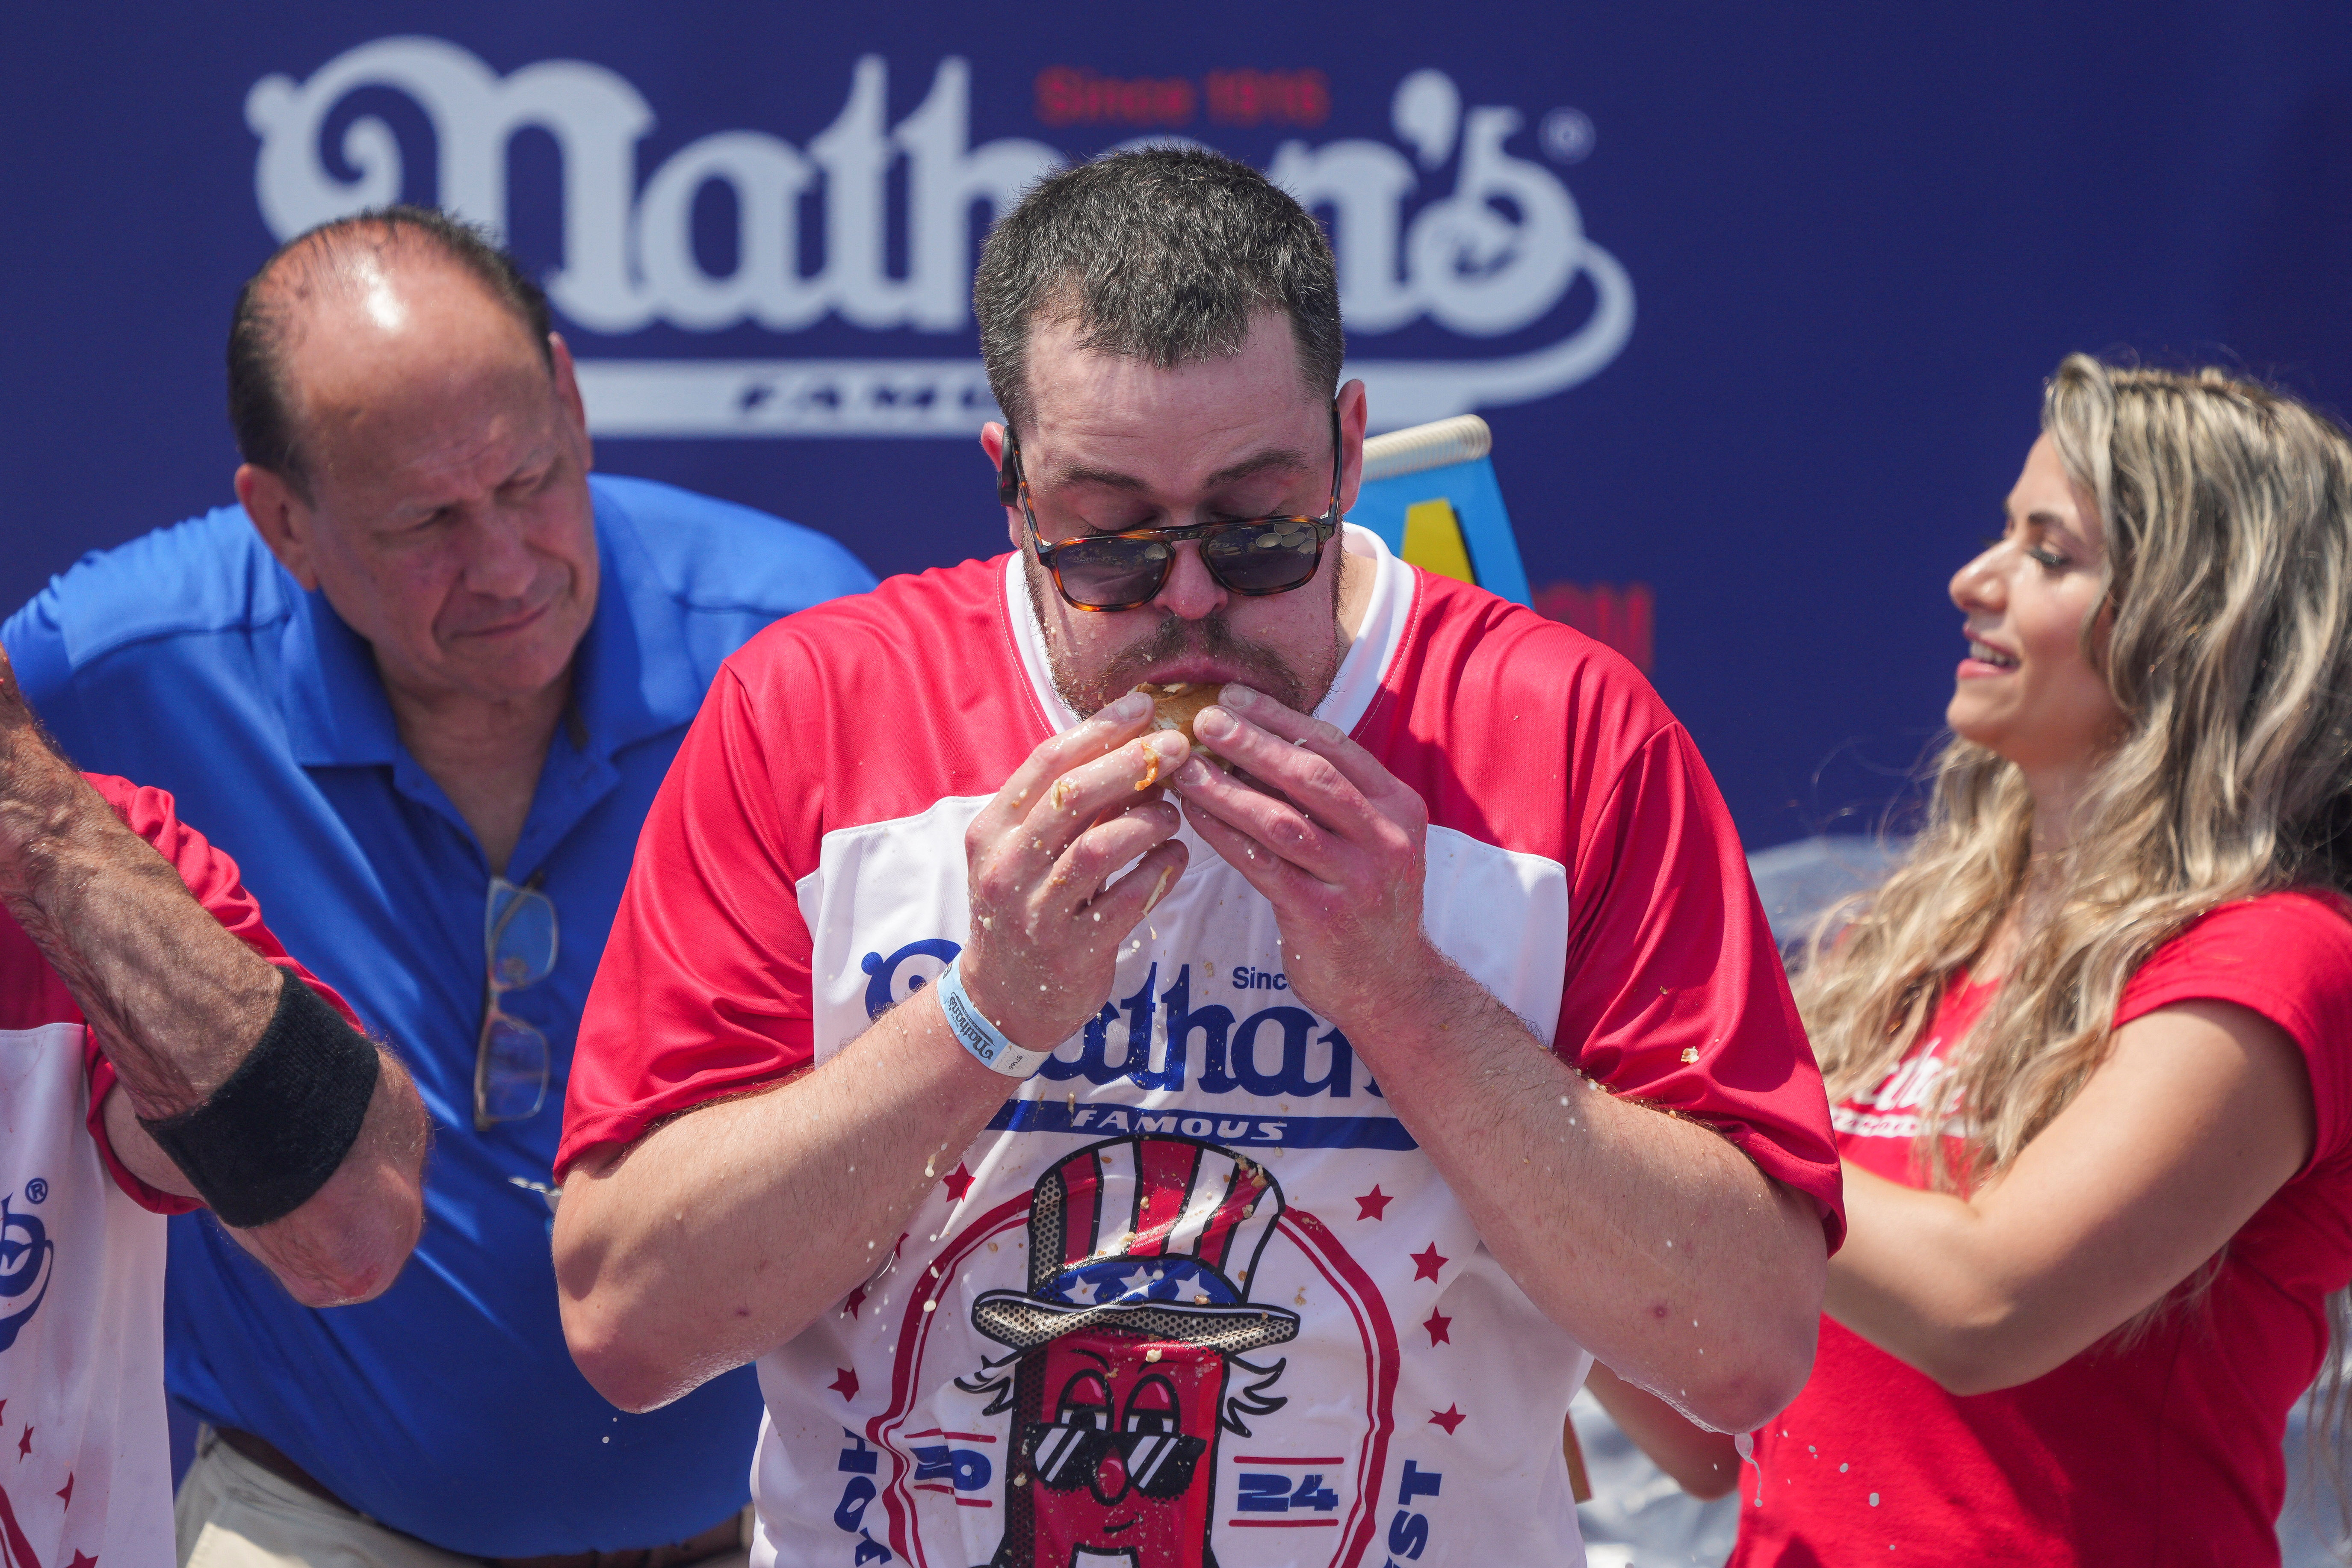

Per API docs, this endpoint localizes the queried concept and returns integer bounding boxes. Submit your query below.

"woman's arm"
[1828,998,2313,1394]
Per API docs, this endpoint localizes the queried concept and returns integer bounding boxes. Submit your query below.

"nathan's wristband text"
[933,960,1053,1078]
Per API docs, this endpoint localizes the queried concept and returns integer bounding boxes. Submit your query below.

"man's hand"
[1166,684,1437,1031]
[959,687,1192,1046]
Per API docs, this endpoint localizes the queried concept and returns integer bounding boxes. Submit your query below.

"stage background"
[4,1,2349,847]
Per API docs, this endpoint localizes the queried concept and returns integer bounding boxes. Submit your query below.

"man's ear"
[1335,378,1371,519]
[236,464,321,591]
[981,422,1022,552]
[548,331,594,473]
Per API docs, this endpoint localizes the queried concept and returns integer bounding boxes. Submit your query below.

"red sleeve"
[557,663,816,1179]
[2115,889,2352,1178]
[1556,726,1847,1249]
[78,773,366,1214]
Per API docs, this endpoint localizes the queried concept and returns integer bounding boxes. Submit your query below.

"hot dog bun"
[1137,681,1220,744]
[1132,681,1239,772]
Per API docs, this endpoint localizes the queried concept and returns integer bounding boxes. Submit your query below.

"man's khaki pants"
[175,1428,753,1568]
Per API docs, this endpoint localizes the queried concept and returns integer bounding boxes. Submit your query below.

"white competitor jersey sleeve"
[0,1022,174,1568]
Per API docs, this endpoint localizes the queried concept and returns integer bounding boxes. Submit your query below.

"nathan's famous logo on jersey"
[861,942,1409,1153]
[0,1184,55,1355]
[834,1133,1403,1568]
[244,40,1631,438]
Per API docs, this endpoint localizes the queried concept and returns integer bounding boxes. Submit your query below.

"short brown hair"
[973,147,1345,436]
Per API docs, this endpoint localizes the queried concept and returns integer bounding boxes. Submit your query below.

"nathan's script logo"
[861,942,1372,1113]
[0,1187,54,1355]
[246,40,1632,437]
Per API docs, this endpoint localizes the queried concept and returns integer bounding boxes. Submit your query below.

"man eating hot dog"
[551,146,1843,1568]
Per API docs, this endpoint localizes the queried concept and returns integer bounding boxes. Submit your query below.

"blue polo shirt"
[2,475,876,1555]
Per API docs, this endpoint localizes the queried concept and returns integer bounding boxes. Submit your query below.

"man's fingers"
[1191,691,1387,836]
[1038,803,1183,919]
[1194,712,1370,835]
[1086,840,1190,937]
[1214,685,1403,803]
[974,690,1157,839]
[1173,756,1347,883]
[1015,731,1191,867]
[1180,797,1323,906]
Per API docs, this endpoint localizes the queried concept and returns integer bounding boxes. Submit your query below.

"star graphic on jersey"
[68,1552,98,1568]
[842,1285,867,1320]
[57,1470,74,1508]
[16,1423,30,1459]
[829,1367,860,1402]
[1354,1186,1392,1221]
[943,1163,976,1202]
[1066,1276,1101,1306]
[1121,1266,1155,1296]
[1410,1243,1448,1282]
[1422,1310,1452,1347]
[1429,1404,1466,1435]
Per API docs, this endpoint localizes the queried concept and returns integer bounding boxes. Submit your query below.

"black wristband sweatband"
[139,968,381,1228]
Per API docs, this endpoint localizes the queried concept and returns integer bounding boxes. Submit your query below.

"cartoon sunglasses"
[1024,1423,1208,1499]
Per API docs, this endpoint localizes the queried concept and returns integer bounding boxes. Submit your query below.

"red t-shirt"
[1734,890,2352,1567]
[560,535,1843,1565]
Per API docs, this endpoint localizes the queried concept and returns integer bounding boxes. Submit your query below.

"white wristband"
[932,960,1054,1078]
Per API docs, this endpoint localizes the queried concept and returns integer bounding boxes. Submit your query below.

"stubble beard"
[1022,546,1347,721]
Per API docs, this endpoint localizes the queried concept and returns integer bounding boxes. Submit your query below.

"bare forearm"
[1823,1169,2005,1385]
[1351,957,1824,1431]
[0,730,282,1113]
[1162,692,1823,1426]
[557,998,1011,1411]
[106,1063,430,1305]
[0,717,426,1300]
[1827,1166,2101,1394]
[1829,1004,2313,1397]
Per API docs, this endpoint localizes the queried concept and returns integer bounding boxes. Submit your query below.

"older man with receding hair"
[5,205,875,1566]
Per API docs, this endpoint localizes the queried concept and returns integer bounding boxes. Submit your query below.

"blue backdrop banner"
[4,3,2349,842]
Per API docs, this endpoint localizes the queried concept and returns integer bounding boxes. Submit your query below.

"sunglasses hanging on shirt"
[475,872,558,1130]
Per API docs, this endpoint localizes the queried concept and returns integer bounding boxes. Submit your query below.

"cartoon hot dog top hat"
[972,1135,1302,1355]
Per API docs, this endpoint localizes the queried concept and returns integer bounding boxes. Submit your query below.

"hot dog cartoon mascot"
[967,1136,1301,1568]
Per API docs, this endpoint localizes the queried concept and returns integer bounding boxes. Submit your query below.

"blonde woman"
[1705,357,2352,1564]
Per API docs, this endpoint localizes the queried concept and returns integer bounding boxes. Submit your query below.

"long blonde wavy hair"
[1798,355,2352,1187]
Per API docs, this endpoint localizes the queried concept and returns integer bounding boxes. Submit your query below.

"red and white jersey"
[0,776,353,1568]
[564,528,1842,1568]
